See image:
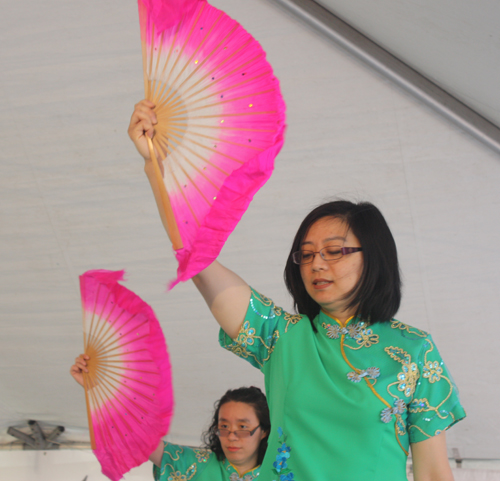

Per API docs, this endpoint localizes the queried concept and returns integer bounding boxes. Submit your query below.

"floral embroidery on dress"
[322,321,364,339]
[385,346,419,397]
[224,321,279,368]
[271,427,294,481]
[193,449,210,463]
[381,399,406,423]
[347,322,364,338]
[167,463,197,481]
[354,327,379,348]
[409,338,456,426]
[273,443,290,472]
[422,360,443,383]
[237,321,257,348]
[347,366,380,383]
[384,336,465,443]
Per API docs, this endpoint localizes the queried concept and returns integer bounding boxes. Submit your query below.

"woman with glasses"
[71,357,269,481]
[128,104,465,481]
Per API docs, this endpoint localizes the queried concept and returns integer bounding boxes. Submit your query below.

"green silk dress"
[219,289,466,481]
[153,441,261,481]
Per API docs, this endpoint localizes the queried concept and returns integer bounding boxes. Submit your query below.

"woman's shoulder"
[380,319,430,339]
[220,288,308,370]
[154,444,216,481]
[249,287,306,332]
[162,442,214,461]
[372,318,437,359]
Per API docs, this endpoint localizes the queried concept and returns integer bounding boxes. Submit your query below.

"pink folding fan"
[138,0,286,288]
[79,269,174,481]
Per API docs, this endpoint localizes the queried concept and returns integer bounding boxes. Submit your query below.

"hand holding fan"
[80,269,174,481]
[137,0,286,288]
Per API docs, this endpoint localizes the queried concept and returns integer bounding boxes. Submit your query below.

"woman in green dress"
[128,103,466,481]
[71,355,269,480]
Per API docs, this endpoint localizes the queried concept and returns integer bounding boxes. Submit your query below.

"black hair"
[202,386,270,465]
[284,200,401,324]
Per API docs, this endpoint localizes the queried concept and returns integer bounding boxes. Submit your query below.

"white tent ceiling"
[317,0,500,128]
[1,0,499,467]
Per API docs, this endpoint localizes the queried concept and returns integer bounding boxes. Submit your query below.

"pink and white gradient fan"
[138,0,286,288]
[80,269,174,481]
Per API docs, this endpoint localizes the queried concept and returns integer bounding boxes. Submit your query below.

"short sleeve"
[153,442,212,481]
[408,335,466,443]
[219,288,303,371]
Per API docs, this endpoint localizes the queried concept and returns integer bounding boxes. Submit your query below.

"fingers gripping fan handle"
[138,0,287,288]
[79,269,174,481]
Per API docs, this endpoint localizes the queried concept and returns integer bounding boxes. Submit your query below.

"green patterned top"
[219,288,466,481]
[153,441,261,481]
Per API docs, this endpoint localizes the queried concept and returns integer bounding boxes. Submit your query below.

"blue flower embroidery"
[423,360,443,383]
[272,428,294,479]
[274,443,291,471]
[278,443,291,455]
[273,455,288,472]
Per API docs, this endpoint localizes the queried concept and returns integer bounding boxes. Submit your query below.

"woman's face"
[218,401,267,474]
[299,216,364,322]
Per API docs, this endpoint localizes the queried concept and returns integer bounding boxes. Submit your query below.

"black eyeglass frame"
[292,246,363,265]
[216,425,261,438]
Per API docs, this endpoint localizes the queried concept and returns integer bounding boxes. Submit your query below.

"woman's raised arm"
[128,100,175,237]
[127,101,250,337]
[192,261,251,339]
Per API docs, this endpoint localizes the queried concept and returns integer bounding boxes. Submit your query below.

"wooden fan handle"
[146,137,183,250]
[83,374,97,450]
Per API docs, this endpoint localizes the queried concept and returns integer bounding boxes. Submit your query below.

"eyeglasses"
[292,246,363,265]
[216,425,261,438]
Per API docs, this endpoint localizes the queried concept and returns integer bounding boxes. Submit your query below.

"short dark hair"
[284,200,401,324]
[202,386,270,464]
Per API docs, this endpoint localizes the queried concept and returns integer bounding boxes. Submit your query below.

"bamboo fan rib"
[80,270,173,481]
[138,0,286,288]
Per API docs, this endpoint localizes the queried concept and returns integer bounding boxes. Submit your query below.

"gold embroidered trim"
[166,463,197,481]
[339,334,408,455]
[390,321,427,337]
[225,321,279,368]
[385,346,419,398]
